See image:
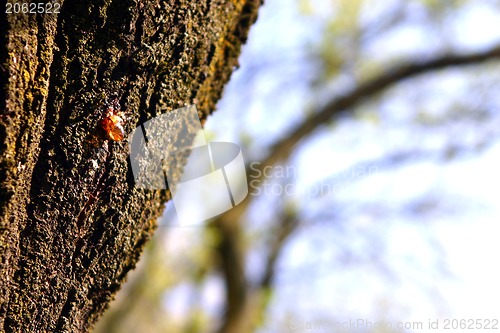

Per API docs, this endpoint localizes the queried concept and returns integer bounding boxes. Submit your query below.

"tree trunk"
[0,0,261,331]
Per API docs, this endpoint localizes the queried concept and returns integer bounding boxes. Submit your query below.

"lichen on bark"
[0,0,262,331]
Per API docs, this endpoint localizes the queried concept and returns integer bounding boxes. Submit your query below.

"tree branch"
[220,44,500,225]
[265,45,500,167]
[213,44,500,332]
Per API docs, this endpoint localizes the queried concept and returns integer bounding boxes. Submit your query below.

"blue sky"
[161,0,500,330]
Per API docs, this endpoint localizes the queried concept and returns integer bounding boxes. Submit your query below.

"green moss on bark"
[0,0,262,331]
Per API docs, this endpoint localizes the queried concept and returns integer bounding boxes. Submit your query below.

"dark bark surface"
[0,0,261,331]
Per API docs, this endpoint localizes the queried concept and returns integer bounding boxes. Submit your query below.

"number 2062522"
[5,2,60,14]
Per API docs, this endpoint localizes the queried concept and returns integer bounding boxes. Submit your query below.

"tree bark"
[0,0,262,331]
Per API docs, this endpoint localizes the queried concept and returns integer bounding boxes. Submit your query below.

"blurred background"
[94,0,500,332]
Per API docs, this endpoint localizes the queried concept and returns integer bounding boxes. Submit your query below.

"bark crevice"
[0,0,262,331]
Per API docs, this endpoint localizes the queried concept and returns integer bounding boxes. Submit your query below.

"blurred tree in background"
[95,0,500,332]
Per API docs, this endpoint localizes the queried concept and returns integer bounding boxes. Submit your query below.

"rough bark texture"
[0,0,261,331]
